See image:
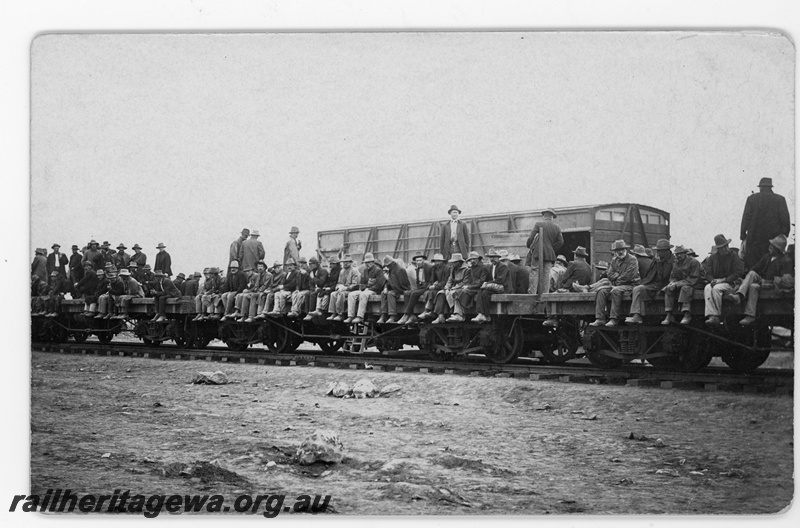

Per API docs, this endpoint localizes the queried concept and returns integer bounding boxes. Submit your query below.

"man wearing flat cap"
[731,234,794,325]
[703,234,744,326]
[284,227,302,265]
[526,208,564,295]
[740,177,791,269]
[625,239,675,325]
[154,243,172,277]
[589,240,640,327]
[439,205,470,261]
[46,244,69,282]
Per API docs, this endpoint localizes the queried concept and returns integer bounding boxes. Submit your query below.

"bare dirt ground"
[30,350,793,515]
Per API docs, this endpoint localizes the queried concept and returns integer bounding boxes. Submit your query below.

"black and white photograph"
[5,0,798,524]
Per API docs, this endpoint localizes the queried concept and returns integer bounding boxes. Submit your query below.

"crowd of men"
[32,178,793,326]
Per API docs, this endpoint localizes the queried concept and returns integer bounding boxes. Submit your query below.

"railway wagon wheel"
[282,333,303,354]
[72,331,90,344]
[720,323,771,374]
[583,329,623,369]
[262,325,291,354]
[142,338,161,347]
[97,331,114,344]
[486,322,524,365]
[318,339,344,354]
[540,321,581,365]
[675,336,713,373]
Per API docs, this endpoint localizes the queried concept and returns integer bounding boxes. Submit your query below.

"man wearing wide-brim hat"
[114,267,144,319]
[255,261,286,319]
[46,243,69,282]
[82,240,105,272]
[417,253,449,322]
[68,244,85,287]
[509,253,530,295]
[474,249,512,324]
[624,239,675,325]
[630,244,653,281]
[345,253,385,324]
[269,258,300,317]
[154,243,172,277]
[241,229,265,273]
[702,234,745,326]
[376,256,412,324]
[229,228,249,275]
[557,246,592,292]
[150,269,181,322]
[430,252,469,324]
[740,177,791,269]
[447,251,487,323]
[193,267,221,321]
[526,208,564,295]
[112,243,131,270]
[729,234,794,325]
[130,243,147,268]
[549,254,569,294]
[439,205,470,261]
[588,240,640,327]
[328,255,361,321]
[44,270,70,317]
[660,245,701,325]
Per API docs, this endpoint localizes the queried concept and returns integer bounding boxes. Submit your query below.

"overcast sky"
[31,31,794,273]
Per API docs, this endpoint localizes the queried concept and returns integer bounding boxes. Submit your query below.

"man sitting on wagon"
[660,245,701,325]
[588,240,640,327]
[449,251,487,323]
[703,234,745,326]
[220,261,249,320]
[625,239,675,325]
[269,258,299,316]
[474,249,511,324]
[193,267,222,321]
[431,252,469,324]
[44,271,70,317]
[730,234,794,325]
[631,244,653,280]
[510,254,530,294]
[328,255,361,321]
[397,252,433,325]
[31,275,48,315]
[96,268,124,319]
[417,253,449,321]
[297,256,328,318]
[557,246,592,292]
[287,257,314,318]
[255,261,285,319]
[151,269,181,322]
[114,268,144,319]
[344,253,385,324]
[84,269,107,317]
[307,256,341,321]
[377,256,412,324]
[239,261,271,322]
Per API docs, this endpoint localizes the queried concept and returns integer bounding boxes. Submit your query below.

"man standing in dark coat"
[46,244,69,280]
[230,228,249,274]
[68,245,84,287]
[526,208,564,294]
[32,248,48,283]
[740,177,791,269]
[112,244,131,270]
[154,242,172,277]
[241,230,266,273]
[439,205,470,261]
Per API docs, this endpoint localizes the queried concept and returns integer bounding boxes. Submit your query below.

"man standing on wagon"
[439,205,470,261]
[526,208,564,295]
[740,177,791,269]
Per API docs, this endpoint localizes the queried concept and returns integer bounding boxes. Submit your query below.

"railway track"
[32,340,794,395]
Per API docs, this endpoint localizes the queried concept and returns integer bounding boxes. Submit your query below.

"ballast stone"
[325,381,351,397]
[192,371,229,385]
[296,429,344,465]
[352,378,378,399]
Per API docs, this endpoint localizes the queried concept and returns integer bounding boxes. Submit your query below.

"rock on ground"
[296,429,344,465]
[192,371,229,385]
[352,378,378,398]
